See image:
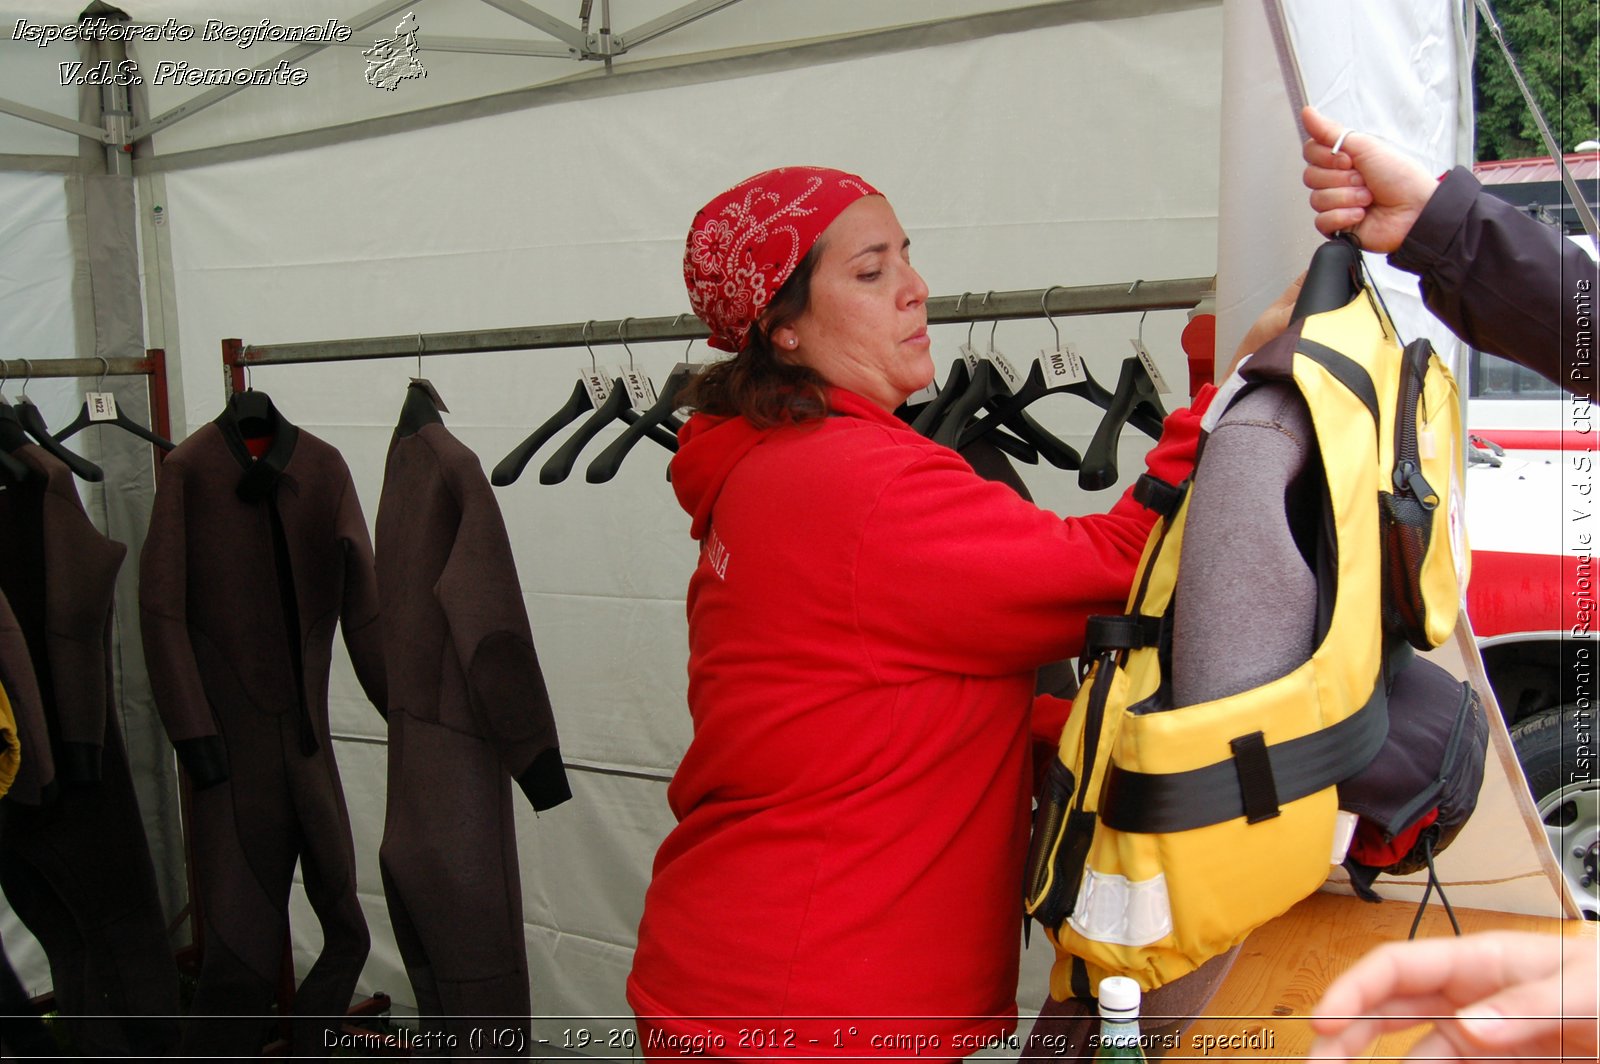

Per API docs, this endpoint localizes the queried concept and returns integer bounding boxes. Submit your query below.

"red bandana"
[683,166,881,353]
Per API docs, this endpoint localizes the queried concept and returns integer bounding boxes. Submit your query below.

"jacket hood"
[670,388,902,540]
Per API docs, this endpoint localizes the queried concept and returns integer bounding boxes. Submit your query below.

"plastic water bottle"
[1092,976,1148,1061]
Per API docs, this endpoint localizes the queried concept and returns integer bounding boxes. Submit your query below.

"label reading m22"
[87,392,118,421]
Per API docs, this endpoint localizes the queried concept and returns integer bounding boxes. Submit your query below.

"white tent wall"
[0,0,1572,1046]
[150,2,1226,1029]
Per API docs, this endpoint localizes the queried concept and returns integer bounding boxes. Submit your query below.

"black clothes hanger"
[910,358,972,435]
[52,361,176,452]
[539,376,632,485]
[902,357,1047,465]
[1076,355,1169,491]
[929,355,1083,471]
[3,362,104,482]
[227,387,277,440]
[1293,234,1363,320]
[395,380,445,438]
[585,362,695,484]
[0,404,34,483]
[493,377,595,486]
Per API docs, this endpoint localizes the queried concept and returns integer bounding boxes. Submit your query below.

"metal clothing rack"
[221,276,1215,389]
[0,351,174,443]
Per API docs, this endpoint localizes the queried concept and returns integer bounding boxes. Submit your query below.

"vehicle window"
[1468,348,1567,398]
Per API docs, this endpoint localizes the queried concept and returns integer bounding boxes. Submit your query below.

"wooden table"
[1181,891,1595,1059]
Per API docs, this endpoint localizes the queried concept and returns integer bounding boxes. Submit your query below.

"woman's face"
[770,196,932,412]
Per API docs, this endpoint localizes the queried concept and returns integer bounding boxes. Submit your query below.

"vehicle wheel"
[1510,707,1598,919]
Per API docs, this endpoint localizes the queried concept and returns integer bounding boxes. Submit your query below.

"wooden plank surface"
[1179,892,1595,1059]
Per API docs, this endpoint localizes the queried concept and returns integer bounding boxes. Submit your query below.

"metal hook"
[979,292,994,353]
[619,317,636,371]
[960,292,975,347]
[581,321,598,374]
[1137,309,1149,347]
[0,359,8,392]
[672,314,695,360]
[416,333,424,378]
[19,358,31,399]
[97,356,110,390]
[244,362,253,392]
[1041,286,1063,348]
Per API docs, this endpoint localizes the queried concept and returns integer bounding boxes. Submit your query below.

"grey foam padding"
[1172,384,1318,707]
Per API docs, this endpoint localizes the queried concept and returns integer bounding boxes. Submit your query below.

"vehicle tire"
[1510,707,1598,919]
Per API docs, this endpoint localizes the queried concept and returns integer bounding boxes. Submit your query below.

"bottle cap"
[1098,976,1142,1020]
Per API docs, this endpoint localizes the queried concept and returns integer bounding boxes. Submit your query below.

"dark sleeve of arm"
[437,466,570,811]
[1388,166,1598,401]
[138,460,229,789]
[334,469,389,718]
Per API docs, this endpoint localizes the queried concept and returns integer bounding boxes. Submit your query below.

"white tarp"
[0,0,1570,1046]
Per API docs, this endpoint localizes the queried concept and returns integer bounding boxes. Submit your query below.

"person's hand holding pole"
[1300,106,1440,252]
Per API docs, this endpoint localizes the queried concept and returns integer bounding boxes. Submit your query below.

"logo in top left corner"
[363,12,425,91]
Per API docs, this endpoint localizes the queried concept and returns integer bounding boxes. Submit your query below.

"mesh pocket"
[1379,489,1433,650]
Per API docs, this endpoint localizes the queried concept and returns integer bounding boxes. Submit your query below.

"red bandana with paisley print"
[684,166,881,353]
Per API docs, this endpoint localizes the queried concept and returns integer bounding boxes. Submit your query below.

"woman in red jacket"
[627,166,1291,1060]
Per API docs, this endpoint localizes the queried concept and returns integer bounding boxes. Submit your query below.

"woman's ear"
[769,323,800,355]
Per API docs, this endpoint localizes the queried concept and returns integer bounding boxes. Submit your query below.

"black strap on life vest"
[1295,338,1381,427]
[1133,473,1185,517]
[1097,678,1389,834]
[1083,613,1163,657]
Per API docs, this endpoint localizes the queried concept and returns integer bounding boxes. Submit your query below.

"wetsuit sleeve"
[855,388,1211,681]
[334,470,389,719]
[0,600,52,804]
[437,467,571,811]
[1389,166,1597,401]
[139,459,229,788]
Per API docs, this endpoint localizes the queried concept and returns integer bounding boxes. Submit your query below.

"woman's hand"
[1224,272,1305,378]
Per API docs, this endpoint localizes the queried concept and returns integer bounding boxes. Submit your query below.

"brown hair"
[681,241,830,428]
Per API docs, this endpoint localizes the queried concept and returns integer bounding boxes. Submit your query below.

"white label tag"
[959,342,982,374]
[1132,339,1171,395]
[988,348,1024,395]
[580,370,611,405]
[1418,429,1437,460]
[86,392,118,422]
[1038,345,1087,386]
[905,379,939,405]
[1331,811,1358,863]
[620,370,656,409]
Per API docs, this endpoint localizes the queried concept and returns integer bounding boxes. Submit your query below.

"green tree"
[1474,0,1598,160]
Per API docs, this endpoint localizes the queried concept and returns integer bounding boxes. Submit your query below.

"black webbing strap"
[1133,474,1185,517]
[1230,732,1281,823]
[1084,613,1162,657]
[1098,679,1390,834]
[1295,338,1381,428]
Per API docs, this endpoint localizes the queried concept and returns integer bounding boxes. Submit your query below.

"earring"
[786,337,798,349]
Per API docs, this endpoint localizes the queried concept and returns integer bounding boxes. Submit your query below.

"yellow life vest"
[1023,237,1467,998]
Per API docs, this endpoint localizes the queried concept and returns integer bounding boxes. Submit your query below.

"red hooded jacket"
[628,385,1212,1056]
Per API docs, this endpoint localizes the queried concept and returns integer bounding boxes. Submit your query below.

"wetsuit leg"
[286,746,370,1059]
[384,715,530,1058]
[179,708,301,1058]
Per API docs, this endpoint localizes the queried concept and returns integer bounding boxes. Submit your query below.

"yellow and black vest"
[1023,236,1467,997]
